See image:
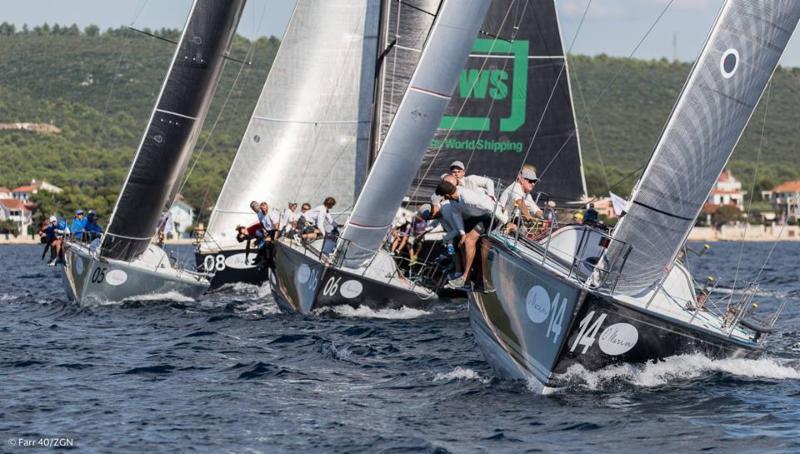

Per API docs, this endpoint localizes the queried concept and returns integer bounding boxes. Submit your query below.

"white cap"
[449,160,465,170]
[49,216,57,223]
[521,167,538,182]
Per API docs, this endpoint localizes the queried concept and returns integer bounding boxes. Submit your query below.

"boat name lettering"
[598,323,638,356]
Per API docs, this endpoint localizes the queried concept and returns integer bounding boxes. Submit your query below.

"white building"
[704,170,747,212]
[0,198,34,234]
[766,181,800,222]
[169,195,195,238]
[11,179,63,202]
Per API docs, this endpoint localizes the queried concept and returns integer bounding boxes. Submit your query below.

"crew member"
[69,209,87,241]
[449,160,496,198]
[84,210,104,241]
[302,197,337,242]
[499,165,543,226]
[436,180,508,289]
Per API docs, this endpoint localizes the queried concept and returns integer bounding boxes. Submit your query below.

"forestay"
[414,0,586,204]
[204,0,380,249]
[607,0,800,296]
[102,0,246,261]
[340,0,492,266]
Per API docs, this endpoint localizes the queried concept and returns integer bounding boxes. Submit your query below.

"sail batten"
[203,0,380,250]
[101,0,246,262]
[607,0,800,296]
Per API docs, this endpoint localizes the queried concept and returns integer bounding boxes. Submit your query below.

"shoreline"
[2,225,798,245]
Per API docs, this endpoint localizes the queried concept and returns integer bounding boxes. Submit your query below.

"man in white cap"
[499,164,542,223]
[449,160,495,198]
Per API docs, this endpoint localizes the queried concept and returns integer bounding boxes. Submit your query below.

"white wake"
[434,366,489,383]
[314,305,430,319]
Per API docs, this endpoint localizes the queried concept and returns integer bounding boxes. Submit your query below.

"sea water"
[1,242,798,451]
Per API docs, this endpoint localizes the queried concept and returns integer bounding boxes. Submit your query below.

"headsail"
[203,0,380,249]
[101,0,246,261]
[412,0,586,203]
[340,0,492,265]
[606,0,800,295]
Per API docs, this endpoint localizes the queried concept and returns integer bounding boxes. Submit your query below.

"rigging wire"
[536,0,675,184]
[571,64,610,193]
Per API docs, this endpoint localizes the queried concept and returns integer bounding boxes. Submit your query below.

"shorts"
[463,214,492,234]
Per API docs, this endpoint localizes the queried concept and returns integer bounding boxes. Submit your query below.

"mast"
[203,0,380,249]
[413,0,585,204]
[605,0,800,296]
[339,0,492,266]
[101,0,246,262]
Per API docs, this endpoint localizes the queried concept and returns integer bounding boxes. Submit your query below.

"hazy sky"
[3,0,800,67]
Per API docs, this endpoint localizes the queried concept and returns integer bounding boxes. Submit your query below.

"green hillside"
[1,25,799,225]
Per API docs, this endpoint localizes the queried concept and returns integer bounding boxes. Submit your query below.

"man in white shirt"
[499,164,543,224]
[449,160,495,198]
[436,180,508,289]
[301,197,337,241]
[278,202,298,237]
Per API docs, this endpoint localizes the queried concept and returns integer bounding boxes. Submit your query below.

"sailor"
[256,202,278,241]
[301,197,337,242]
[84,210,104,241]
[584,202,599,225]
[498,164,543,225]
[436,180,508,289]
[449,160,496,198]
[69,209,87,241]
[407,207,431,264]
[278,202,298,238]
[43,216,70,266]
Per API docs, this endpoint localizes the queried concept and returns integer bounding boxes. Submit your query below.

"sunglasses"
[524,178,538,184]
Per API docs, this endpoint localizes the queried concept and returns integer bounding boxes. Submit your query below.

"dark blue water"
[1,242,799,452]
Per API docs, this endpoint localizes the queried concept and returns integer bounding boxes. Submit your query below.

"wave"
[556,353,800,391]
[216,281,271,298]
[434,366,488,383]
[314,305,431,319]
[237,301,280,316]
[118,291,197,304]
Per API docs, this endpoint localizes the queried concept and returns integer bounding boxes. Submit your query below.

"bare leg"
[461,230,480,280]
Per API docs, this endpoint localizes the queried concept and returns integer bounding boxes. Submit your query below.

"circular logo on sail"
[720,48,739,79]
[339,280,363,299]
[74,258,84,275]
[525,285,551,324]
[105,269,128,286]
[598,323,638,356]
[296,264,311,285]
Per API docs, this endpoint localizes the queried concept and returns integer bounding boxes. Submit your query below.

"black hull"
[272,240,433,314]
[468,237,763,390]
[195,247,268,289]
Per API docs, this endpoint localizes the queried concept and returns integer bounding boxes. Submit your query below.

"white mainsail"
[203,0,380,250]
[339,0,492,266]
[606,0,800,296]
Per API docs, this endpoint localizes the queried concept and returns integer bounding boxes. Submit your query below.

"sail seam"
[155,108,198,120]
[252,115,368,125]
[632,200,694,221]
[409,86,450,99]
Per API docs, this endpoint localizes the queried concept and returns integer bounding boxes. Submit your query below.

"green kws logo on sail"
[439,38,529,133]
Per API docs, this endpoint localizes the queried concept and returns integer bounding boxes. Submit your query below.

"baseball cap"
[449,160,465,170]
[49,216,57,223]
[521,167,538,182]
[75,209,84,215]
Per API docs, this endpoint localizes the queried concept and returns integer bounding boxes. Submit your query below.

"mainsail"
[412,0,586,203]
[101,0,246,261]
[340,0,492,265]
[607,0,800,295]
[372,0,442,157]
[203,0,380,249]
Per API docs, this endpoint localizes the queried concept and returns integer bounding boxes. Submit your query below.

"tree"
[711,205,743,228]
[84,24,100,37]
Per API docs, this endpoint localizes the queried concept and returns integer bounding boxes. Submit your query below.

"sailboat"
[271,0,492,313]
[196,0,381,289]
[468,0,800,392]
[61,0,246,304]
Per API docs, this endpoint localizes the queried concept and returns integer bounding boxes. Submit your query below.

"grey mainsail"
[203,0,380,249]
[340,0,492,265]
[414,0,586,204]
[372,0,442,158]
[102,0,246,261]
[606,0,800,295]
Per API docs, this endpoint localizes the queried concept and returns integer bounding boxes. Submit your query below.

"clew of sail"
[412,0,586,204]
[606,0,800,296]
[339,0,492,266]
[202,0,380,250]
[101,0,246,261]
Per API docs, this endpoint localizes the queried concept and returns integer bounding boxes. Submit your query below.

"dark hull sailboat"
[61,0,246,303]
[468,229,764,392]
[271,239,432,314]
[468,0,799,392]
[195,246,268,289]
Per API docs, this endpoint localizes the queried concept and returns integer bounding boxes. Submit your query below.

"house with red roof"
[11,179,63,202]
[765,180,800,222]
[702,170,746,215]
[0,187,12,199]
[0,198,35,233]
